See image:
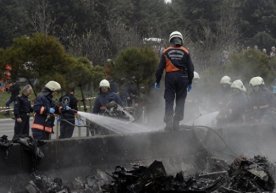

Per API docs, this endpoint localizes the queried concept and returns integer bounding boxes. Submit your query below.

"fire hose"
[190,125,238,158]
[57,117,89,128]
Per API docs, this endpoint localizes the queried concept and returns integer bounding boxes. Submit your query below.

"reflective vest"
[32,122,53,133]
[163,46,189,73]
[31,94,61,134]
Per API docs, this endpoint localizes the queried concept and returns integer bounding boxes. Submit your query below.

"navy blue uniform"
[217,91,248,125]
[59,93,78,138]
[247,87,275,121]
[155,45,194,129]
[93,91,123,114]
[13,95,33,138]
[31,88,59,140]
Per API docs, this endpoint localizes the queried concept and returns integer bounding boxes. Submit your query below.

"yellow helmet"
[45,81,61,91]
[231,79,246,92]
[220,76,232,85]
[249,76,264,87]
[169,31,183,45]
[194,71,200,80]
[99,79,110,88]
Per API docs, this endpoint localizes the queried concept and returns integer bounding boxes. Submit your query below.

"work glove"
[16,117,22,123]
[49,107,55,114]
[106,101,117,108]
[187,84,192,92]
[154,82,160,89]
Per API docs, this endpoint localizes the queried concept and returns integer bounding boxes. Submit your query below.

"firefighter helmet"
[45,81,61,92]
[169,31,183,45]
[99,79,110,88]
[249,76,265,87]
[220,75,232,85]
[231,79,246,92]
[194,71,200,80]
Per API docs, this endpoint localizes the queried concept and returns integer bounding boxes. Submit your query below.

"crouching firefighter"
[93,79,123,115]
[31,81,61,140]
[89,79,123,135]
[155,31,194,131]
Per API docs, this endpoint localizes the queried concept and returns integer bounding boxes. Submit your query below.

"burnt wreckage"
[1,124,276,192]
[22,157,275,193]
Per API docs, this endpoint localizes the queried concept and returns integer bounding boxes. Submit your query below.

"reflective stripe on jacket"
[155,45,194,84]
[31,93,56,133]
[32,123,53,133]
[163,46,189,72]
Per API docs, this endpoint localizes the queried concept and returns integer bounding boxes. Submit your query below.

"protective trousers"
[164,72,188,129]
[14,114,30,138]
[59,114,75,139]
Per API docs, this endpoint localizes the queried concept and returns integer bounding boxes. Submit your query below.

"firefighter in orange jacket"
[31,81,61,140]
[155,31,194,131]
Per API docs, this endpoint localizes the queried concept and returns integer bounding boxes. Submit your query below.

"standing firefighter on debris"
[31,81,61,140]
[155,31,194,130]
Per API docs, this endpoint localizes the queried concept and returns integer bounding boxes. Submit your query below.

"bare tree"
[191,0,240,72]
[67,31,108,64]
[106,19,142,55]
[67,19,142,65]
[30,0,55,35]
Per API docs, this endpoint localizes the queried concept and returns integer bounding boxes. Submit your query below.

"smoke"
[184,82,276,162]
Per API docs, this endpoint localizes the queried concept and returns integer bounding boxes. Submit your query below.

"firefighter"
[270,46,276,57]
[193,71,200,83]
[92,79,123,114]
[220,75,232,89]
[31,81,61,140]
[13,84,33,138]
[218,75,232,109]
[155,31,194,130]
[217,79,248,125]
[5,81,20,115]
[184,71,201,122]
[247,76,275,121]
[59,88,78,139]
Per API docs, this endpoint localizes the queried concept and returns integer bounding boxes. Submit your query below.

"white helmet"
[220,76,232,85]
[231,79,246,92]
[249,76,265,87]
[194,71,200,80]
[169,31,183,43]
[45,81,61,91]
[99,79,110,88]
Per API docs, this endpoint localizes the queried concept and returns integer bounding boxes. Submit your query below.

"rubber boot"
[164,120,173,131]
[173,120,180,131]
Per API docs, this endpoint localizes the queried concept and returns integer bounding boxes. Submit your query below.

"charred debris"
[20,156,275,193]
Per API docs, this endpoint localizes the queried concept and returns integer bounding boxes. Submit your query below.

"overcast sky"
[165,0,172,4]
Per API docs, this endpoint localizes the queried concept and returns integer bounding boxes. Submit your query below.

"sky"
[164,0,172,4]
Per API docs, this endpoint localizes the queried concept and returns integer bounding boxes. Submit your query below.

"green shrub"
[113,47,158,92]
[224,49,274,83]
